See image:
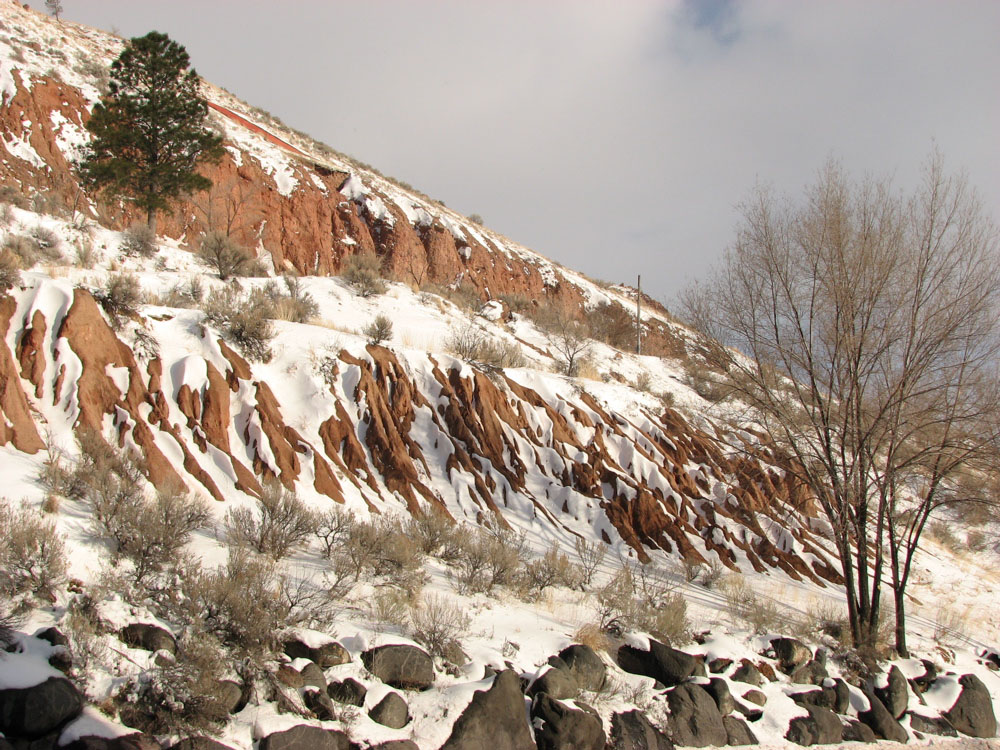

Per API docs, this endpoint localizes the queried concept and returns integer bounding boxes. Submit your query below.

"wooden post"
[636,274,641,355]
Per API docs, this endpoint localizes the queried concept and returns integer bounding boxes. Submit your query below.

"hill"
[0,4,997,749]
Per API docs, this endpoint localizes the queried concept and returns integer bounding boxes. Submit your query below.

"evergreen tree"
[80,32,223,230]
[44,0,62,20]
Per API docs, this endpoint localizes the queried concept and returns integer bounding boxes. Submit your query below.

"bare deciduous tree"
[683,154,1000,655]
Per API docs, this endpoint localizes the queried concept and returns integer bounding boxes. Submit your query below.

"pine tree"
[44,0,62,20]
[80,32,223,230]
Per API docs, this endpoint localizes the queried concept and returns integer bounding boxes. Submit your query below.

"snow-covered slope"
[0,4,998,750]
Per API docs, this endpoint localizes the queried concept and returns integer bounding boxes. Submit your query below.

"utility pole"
[636,274,642,355]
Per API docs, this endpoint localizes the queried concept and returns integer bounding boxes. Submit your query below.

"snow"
[0,5,996,749]
[59,707,135,744]
[0,651,64,689]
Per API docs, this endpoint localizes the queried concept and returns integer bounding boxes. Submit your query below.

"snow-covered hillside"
[0,3,998,750]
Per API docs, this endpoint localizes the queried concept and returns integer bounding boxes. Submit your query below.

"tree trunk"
[146,206,158,234]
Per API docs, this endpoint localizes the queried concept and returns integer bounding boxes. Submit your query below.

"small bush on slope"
[94,273,142,330]
[186,547,291,661]
[342,252,386,297]
[118,223,156,258]
[409,593,471,659]
[0,250,21,291]
[117,627,230,735]
[224,481,319,560]
[0,497,66,601]
[198,230,260,280]
[362,313,393,346]
[264,276,319,323]
[203,285,275,363]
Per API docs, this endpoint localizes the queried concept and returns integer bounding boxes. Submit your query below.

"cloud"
[30,0,1000,303]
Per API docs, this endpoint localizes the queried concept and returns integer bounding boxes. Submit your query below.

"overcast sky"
[33,1,1000,303]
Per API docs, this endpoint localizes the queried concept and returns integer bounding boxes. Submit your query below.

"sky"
[31,0,1000,304]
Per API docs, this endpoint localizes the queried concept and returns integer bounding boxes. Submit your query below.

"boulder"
[303,689,337,721]
[790,680,848,715]
[283,638,350,669]
[119,624,175,655]
[361,645,434,691]
[740,689,766,707]
[439,670,534,750]
[785,705,842,746]
[0,677,84,738]
[216,680,243,714]
[608,710,675,750]
[557,644,606,692]
[841,720,877,743]
[943,673,997,738]
[62,736,160,750]
[617,641,697,687]
[527,667,578,700]
[327,678,366,707]
[8,731,60,750]
[789,659,827,686]
[258,726,349,750]
[369,743,419,750]
[531,694,605,750]
[368,692,409,729]
[298,661,326,689]
[275,664,304,689]
[858,689,908,743]
[731,660,763,686]
[908,712,957,737]
[722,716,757,746]
[770,637,811,674]
[33,629,68,649]
[664,683,727,748]
[874,665,908,719]
[910,660,937,693]
[167,738,236,750]
[708,657,732,674]
[703,678,735,716]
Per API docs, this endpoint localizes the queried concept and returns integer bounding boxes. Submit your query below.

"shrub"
[118,224,156,258]
[188,547,290,658]
[584,301,635,351]
[316,504,356,558]
[684,370,729,403]
[573,538,607,590]
[74,240,97,269]
[0,498,66,600]
[0,602,17,649]
[29,225,62,260]
[117,487,210,585]
[341,517,425,593]
[537,310,591,377]
[633,371,652,392]
[595,563,688,643]
[342,253,386,297]
[363,313,393,346]
[450,526,526,595]
[523,543,582,597]
[265,276,319,323]
[95,273,142,330]
[720,574,780,634]
[198,230,256,280]
[158,277,204,308]
[409,593,471,659]
[117,628,230,735]
[3,233,40,267]
[225,481,318,559]
[0,184,29,209]
[0,251,21,291]
[406,505,458,557]
[203,285,275,363]
[803,599,850,647]
[446,325,526,370]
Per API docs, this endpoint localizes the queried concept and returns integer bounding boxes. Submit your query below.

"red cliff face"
[0,277,840,586]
